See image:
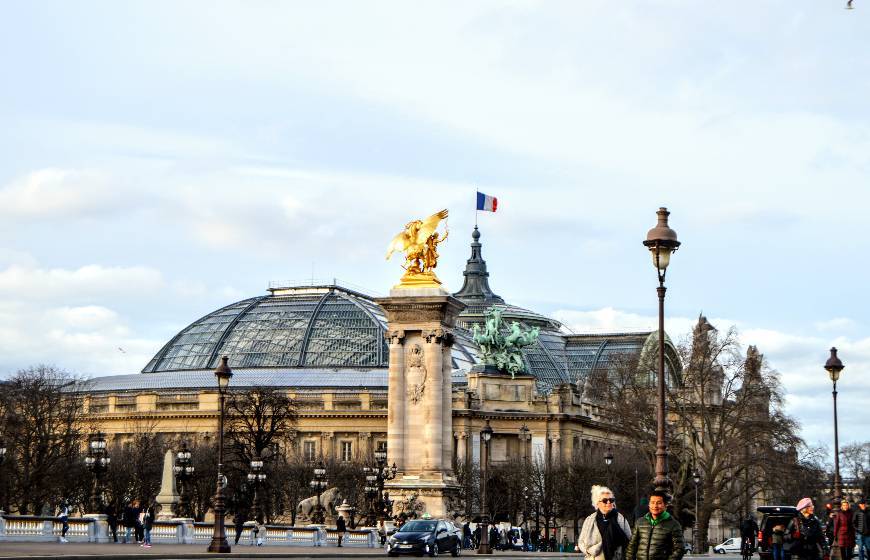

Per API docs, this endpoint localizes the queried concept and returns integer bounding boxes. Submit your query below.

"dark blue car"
[386,519,462,557]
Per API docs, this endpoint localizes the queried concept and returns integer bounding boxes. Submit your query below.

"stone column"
[321,432,334,459]
[423,329,444,472]
[454,431,468,464]
[358,432,372,460]
[548,433,562,464]
[441,335,454,473]
[386,330,406,470]
[376,292,465,518]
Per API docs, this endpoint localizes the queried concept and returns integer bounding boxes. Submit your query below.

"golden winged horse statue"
[386,209,449,287]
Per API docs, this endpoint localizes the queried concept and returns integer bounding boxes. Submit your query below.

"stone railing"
[324,528,378,548]
[0,515,98,543]
[0,515,373,547]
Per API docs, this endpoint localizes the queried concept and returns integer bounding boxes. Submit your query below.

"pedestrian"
[105,503,118,543]
[134,500,144,543]
[856,500,870,560]
[58,500,70,543]
[140,500,155,548]
[833,499,856,560]
[625,490,685,560]
[233,510,246,545]
[122,500,134,543]
[785,497,828,560]
[579,485,632,560]
[463,522,472,549]
[825,503,836,544]
[336,513,346,547]
[521,526,530,551]
[771,523,786,560]
[741,515,760,554]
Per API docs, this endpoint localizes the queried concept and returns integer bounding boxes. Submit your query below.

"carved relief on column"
[386,329,406,471]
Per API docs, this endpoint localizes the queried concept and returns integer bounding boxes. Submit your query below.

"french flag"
[476,191,498,212]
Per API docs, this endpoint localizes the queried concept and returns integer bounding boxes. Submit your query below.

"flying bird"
[118,347,127,354]
[846,0,854,9]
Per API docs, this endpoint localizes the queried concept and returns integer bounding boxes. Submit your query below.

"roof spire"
[452,226,504,305]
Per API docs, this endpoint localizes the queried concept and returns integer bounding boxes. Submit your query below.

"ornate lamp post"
[84,431,110,513]
[362,466,378,527]
[174,442,195,518]
[207,356,232,553]
[692,469,702,554]
[247,454,266,523]
[643,206,680,493]
[478,420,494,555]
[309,459,328,525]
[604,448,614,486]
[375,449,397,523]
[824,347,845,506]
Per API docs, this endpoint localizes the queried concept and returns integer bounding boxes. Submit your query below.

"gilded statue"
[386,209,449,287]
[472,307,540,377]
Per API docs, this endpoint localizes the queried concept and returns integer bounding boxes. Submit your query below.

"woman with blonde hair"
[580,485,632,560]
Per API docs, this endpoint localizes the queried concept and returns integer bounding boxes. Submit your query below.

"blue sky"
[1,1,868,454]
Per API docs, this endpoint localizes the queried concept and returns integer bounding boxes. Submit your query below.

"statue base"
[385,475,462,520]
[391,271,446,294]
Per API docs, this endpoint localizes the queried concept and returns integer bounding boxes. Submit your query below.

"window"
[376,440,387,454]
[341,441,353,462]
[303,440,316,462]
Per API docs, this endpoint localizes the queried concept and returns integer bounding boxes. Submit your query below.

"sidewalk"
[0,542,578,559]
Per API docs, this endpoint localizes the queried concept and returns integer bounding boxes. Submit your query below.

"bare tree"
[0,366,87,514]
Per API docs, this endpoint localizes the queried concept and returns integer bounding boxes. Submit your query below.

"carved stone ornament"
[406,344,427,404]
[385,329,406,345]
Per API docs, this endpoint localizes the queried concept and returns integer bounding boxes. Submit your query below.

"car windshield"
[401,521,437,532]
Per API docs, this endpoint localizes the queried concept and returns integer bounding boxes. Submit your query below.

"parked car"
[714,537,743,554]
[386,519,462,557]
[757,505,799,560]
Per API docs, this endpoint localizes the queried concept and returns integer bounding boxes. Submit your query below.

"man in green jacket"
[627,491,685,560]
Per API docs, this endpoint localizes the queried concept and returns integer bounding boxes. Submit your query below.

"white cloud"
[0,169,126,220]
[0,263,165,302]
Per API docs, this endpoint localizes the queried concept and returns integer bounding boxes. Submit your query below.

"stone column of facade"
[376,292,465,518]
[386,330,406,470]
[548,433,562,464]
[454,432,468,464]
[321,432,334,459]
[358,432,372,459]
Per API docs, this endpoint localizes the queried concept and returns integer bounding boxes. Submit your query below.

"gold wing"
[385,229,410,260]
[413,209,449,244]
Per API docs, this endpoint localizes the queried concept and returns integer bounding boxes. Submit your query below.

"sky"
[1,2,868,457]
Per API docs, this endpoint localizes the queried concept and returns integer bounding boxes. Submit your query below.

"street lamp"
[174,441,195,518]
[309,459,328,525]
[247,454,267,523]
[84,431,110,513]
[478,420,494,555]
[693,469,701,554]
[643,206,680,494]
[604,449,614,486]
[362,449,397,527]
[824,347,845,506]
[207,355,233,553]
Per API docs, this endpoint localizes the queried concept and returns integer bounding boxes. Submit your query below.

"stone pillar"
[358,432,372,459]
[548,433,562,464]
[386,330,406,470]
[423,330,444,472]
[455,431,468,464]
[155,450,180,520]
[376,291,465,518]
[321,432,334,459]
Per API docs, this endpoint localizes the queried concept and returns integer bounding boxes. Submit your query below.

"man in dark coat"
[336,514,347,547]
[626,490,685,560]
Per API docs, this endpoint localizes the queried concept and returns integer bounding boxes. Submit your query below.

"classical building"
[85,227,682,501]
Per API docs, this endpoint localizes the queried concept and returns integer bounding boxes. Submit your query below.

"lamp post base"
[207,538,231,554]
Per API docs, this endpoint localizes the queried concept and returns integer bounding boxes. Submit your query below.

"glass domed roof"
[143,285,479,374]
